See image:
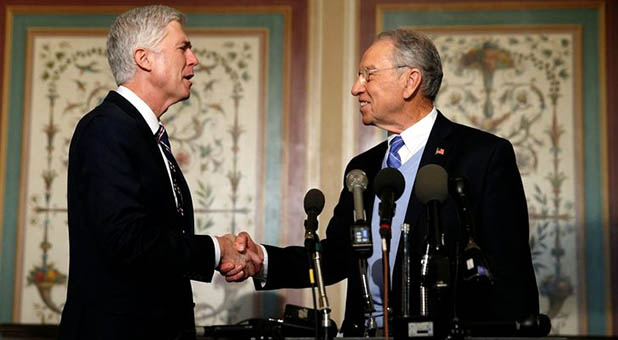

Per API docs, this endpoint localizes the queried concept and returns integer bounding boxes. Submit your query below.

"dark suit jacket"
[260,112,539,335]
[59,92,215,340]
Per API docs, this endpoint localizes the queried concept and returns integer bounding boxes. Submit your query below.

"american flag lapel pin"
[435,147,445,155]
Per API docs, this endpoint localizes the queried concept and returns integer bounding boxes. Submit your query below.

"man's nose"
[187,49,199,66]
[351,76,364,96]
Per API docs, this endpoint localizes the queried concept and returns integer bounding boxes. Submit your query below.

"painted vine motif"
[433,32,578,333]
[23,34,261,325]
[26,41,111,323]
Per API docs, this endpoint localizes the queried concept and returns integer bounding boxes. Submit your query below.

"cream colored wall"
[303,0,360,328]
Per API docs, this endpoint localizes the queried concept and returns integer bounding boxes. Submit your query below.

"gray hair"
[107,5,185,85]
[377,29,443,101]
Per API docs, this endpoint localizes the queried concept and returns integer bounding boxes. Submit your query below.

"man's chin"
[179,91,191,101]
[360,115,375,126]
[168,93,191,108]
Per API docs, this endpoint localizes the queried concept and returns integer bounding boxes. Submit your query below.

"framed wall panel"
[0,1,308,325]
[358,0,610,335]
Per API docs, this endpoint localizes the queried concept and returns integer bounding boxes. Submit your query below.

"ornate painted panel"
[1,3,309,325]
[16,29,266,325]
[363,2,607,335]
[429,27,583,334]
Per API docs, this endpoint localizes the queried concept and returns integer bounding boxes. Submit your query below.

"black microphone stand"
[421,199,452,339]
[304,230,320,340]
[447,177,468,340]
[303,189,332,340]
[445,237,464,340]
[305,231,333,340]
[411,164,451,338]
[312,239,333,340]
[448,176,493,339]
[347,169,377,337]
[350,220,377,336]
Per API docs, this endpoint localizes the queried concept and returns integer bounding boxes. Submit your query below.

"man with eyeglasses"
[226,29,539,336]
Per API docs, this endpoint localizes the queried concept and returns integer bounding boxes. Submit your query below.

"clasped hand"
[216,232,263,282]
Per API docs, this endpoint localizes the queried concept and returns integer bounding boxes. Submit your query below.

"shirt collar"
[388,107,438,156]
[115,85,160,135]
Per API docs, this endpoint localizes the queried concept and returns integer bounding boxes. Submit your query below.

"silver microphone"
[346,169,376,336]
[345,169,369,222]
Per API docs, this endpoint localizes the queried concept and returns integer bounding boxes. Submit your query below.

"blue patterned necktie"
[387,136,405,168]
[156,124,185,216]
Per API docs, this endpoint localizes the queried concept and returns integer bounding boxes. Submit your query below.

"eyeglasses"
[357,65,409,83]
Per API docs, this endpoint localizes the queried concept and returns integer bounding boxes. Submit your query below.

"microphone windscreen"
[304,188,325,215]
[537,314,552,336]
[415,164,448,204]
[345,169,369,192]
[374,167,405,200]
[519,314,552,336]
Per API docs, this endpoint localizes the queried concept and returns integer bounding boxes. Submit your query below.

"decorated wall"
[358,0,616,335]
[0,0,309,327]
[1,0,617,336]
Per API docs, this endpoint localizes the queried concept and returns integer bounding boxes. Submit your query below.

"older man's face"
[351,40,409,131]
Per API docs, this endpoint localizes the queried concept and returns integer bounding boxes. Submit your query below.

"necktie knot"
[387,136,404,168]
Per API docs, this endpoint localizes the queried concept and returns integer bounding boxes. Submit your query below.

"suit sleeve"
[71,115,216,281]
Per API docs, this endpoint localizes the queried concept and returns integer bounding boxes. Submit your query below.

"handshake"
[215,232,263,282]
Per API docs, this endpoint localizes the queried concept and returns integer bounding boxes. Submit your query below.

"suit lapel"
[105,91,160,142]
[404,111,456,229]
[364,111,457,230]
[104,92,166,175]
[104,92,187,224]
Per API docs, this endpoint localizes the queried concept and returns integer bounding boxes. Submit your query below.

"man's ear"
[134,47,152,72]
[403,68,422,99]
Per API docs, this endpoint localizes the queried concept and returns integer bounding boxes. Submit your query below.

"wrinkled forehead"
[359,39,395,69]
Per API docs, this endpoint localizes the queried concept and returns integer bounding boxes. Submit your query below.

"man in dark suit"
[229,29,539,336]
[58,5,263,340]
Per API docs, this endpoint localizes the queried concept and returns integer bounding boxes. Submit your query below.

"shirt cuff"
[210,235,221,269]
[254,244,268,287]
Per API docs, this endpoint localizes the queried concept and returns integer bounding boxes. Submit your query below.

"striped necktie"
[156,124,185,216]
[387,136,405,168]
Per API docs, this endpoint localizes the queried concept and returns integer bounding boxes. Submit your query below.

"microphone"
[518,314,552,336]
[346,170,372,258]
[415,164,448,251]
[304,188,325,238]
[302,188,334,340]
[373,167,405,230]
[346,169,376,335]
[346,169,369,222]
[303,188,324,285]
[415,164,449,204]
[449,176,493,285]
[373,167,405,338]
[414,164,449,318]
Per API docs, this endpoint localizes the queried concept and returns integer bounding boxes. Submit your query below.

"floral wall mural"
[18,30,267,325]
[431,29,582,334]
[1,3,311,327]
[362,1,608,334]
